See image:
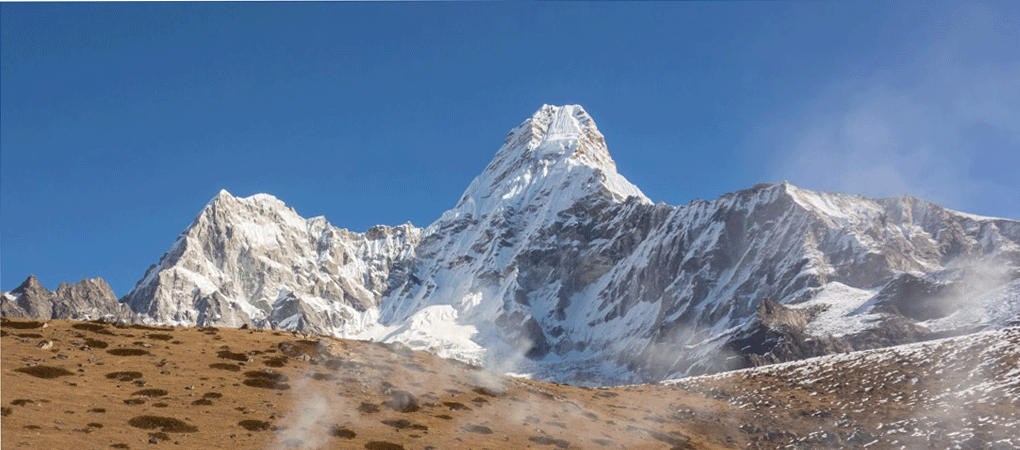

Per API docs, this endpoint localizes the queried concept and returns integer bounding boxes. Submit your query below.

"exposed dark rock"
[1,275,134,322]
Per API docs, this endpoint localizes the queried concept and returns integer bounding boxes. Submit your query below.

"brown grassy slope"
[669,327,1020,449]
[1,319,729,450]
[3,319,1018,450]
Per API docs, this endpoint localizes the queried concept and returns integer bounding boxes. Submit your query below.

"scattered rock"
[462,424,494,434]
[383,390,419,413]
[528,436,570,448]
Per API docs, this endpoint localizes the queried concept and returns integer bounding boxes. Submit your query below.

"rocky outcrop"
[1,275,134,321]
[591,184,1020,381]
[118,191,422,335]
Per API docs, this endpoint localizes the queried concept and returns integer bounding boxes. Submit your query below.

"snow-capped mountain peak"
[120,189,422,334]
[516,104,616,169]
[446,104,649,225]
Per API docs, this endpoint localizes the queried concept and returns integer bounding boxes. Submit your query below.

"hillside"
[3,318,1017,449]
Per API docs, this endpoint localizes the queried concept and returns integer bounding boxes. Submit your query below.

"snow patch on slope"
[795,283,882,337]
[926,279,1020,332]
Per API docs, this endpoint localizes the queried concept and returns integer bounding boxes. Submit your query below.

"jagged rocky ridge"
[0,275,135,321]
[121,191,422,334]
[4,104,1020,385]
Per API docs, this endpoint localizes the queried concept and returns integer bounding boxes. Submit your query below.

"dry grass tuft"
[127,415,198,433]
[107,348,150,356]
[329,426,356,439]
[208,363,241,372]
[241,371,290,390]
[84,338,109,348]
[105,371,143,381]
[216,350,249,362]
[364,441,405,450]
[15,365,74,379]
[238,420,272,431]
[71,323,114,335]
[2,319,44,329]
[132,388,168,397]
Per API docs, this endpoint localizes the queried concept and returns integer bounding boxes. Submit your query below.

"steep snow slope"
[357,106,1020,383]
[367,105,651,363]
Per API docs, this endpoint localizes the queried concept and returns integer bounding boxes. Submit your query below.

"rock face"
[366,105,1020,383]
[1,275,134,321]
[118,191,422,335]
[6,104,1020,385]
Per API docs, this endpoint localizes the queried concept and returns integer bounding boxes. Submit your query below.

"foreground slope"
[3,318,1018,450]
[669,327,1020,449]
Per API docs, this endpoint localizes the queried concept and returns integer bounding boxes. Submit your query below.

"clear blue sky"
[3,2,1018,295]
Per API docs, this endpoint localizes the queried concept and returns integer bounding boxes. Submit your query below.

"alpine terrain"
[4,105,1020,385]
[4,318,1018,450]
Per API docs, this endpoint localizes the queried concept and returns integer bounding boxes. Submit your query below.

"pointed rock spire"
[448,105,649,222]
[499,104,617,171]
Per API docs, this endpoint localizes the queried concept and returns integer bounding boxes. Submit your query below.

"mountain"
[120,190,421,335]
[0,275,134,321]
[4,104,1020,385]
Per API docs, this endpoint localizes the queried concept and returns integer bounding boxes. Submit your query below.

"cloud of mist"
[269,338,360,450]
[770,5,1019,219]
[924,259,1020,333]
[272,379,334,450]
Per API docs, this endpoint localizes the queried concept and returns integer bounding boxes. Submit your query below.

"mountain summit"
[449,104,648,224]
[4,105,1020,385]
[119,189,421,333]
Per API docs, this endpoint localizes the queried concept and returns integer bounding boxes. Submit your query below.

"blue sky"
[2,2,1018,295]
